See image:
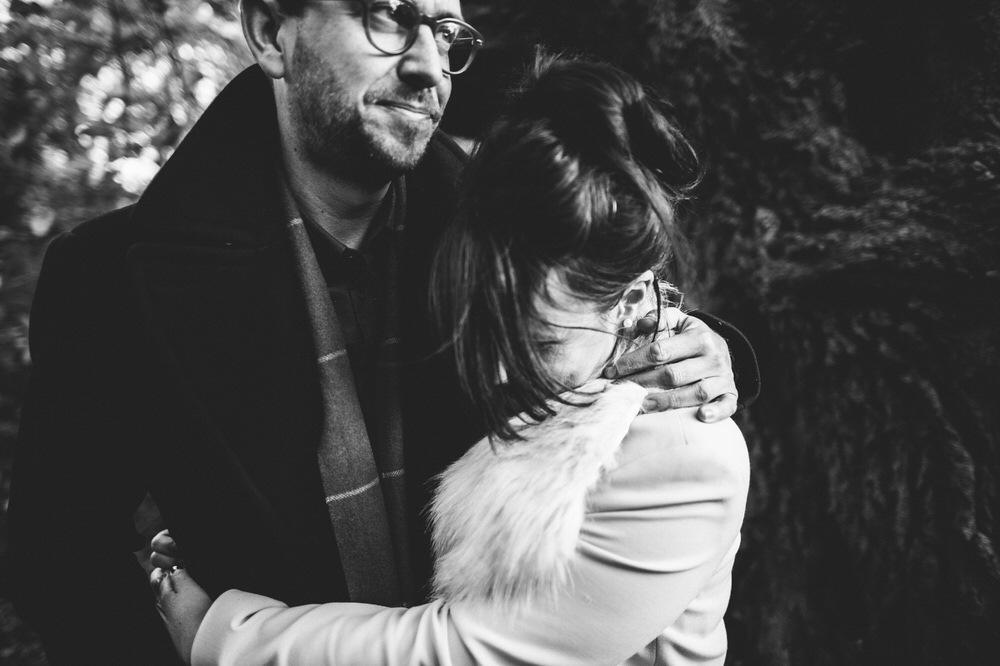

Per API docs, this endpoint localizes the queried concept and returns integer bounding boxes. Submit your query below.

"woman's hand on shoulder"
[604,308,737,422]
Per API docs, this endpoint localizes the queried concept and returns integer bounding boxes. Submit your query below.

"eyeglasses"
[347,0,484,75]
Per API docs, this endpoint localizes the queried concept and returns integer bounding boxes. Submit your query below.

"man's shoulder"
[32,205,140,288]
[67,203,137,239]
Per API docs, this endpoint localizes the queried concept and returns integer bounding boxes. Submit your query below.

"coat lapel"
[129,238,321,465]
[124,63,325,456]
[124,66,329,530]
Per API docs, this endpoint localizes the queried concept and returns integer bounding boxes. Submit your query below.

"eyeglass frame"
[342,0,484,75]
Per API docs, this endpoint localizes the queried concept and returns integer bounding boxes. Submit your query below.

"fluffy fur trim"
[430,379,647,611]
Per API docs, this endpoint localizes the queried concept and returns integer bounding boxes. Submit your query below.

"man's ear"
[615,270,657,325]
[241,0,291,79]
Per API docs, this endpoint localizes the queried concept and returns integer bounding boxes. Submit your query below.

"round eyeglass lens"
[366,2,416,53]
[437,22,477,73]
[364,1,480,74]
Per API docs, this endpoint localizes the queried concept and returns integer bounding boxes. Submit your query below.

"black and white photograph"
[0,1,997,664]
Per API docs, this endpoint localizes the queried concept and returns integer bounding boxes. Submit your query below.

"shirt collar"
[304,178,402,258]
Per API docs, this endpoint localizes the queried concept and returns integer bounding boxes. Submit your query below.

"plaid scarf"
[279,175,409,605]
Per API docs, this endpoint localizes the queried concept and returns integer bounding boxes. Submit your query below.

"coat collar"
[429,380,648,611]
[130,65,468,251]
[131,65,285,247]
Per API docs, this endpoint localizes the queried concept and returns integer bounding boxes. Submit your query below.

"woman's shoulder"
[626,407,748,464]
[597,407,750,510]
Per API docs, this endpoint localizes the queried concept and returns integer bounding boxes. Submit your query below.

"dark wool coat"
[8,66,478,665]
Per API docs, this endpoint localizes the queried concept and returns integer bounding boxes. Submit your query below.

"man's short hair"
[264,0,308,15]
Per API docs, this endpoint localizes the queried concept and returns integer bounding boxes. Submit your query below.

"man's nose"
[398,25,446,89]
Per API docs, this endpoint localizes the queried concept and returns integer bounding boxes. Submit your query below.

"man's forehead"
[412,0,464,19]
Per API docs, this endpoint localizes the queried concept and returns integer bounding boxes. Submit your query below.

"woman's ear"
[614,270,657,326]
[241,0,291,79]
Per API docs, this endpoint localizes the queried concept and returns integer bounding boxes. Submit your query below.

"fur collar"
[430,379,647,610]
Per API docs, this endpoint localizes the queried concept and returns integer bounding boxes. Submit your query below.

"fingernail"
[642,398,657,411]
[636,316,657,334]
[604,366,617,379]
[701,408,715,421]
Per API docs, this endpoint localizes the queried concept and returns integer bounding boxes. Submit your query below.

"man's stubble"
[287,38,440,185]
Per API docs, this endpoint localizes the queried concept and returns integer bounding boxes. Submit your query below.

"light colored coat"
[193,380,750,665]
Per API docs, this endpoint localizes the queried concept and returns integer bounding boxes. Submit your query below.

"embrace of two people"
[8,1,758,664]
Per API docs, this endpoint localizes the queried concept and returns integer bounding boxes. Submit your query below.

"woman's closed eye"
[535,339,562,360]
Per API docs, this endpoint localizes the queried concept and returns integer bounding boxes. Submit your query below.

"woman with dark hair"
[153,55,749,666]
[431,52,699,441]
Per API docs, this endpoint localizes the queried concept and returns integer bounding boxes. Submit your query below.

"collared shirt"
[302,184,400,420]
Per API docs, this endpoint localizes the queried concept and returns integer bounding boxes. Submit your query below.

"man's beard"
[288,42,440,184]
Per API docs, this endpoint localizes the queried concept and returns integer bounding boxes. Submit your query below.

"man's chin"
[369,132,435,173]
[305,121,436,184]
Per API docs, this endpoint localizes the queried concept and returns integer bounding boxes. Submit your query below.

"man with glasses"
[8,1,752,663]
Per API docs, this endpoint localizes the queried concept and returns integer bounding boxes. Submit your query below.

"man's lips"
[375,100,441,122]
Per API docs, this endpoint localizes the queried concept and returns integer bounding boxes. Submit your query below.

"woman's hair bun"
[499,50,701,199]
[621,96,702,199]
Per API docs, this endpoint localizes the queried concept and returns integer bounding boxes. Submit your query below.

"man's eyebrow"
[418,0,462,21]
[433,9,462,20]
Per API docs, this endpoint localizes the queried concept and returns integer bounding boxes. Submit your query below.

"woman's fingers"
[151,529,178,555]
[150,529,185,570]
[149,566,168,590]
[151,551,183,570]
[150,566,213,663]
[150,566,182,593]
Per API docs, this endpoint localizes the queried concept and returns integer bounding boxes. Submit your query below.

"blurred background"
[1,0,998,664]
